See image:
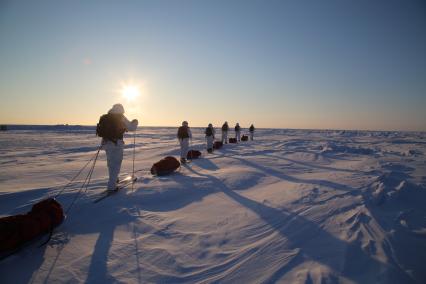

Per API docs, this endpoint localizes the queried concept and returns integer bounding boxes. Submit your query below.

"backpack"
[96,113,125,142]
[213,141,223,149]
[241,135,248,141]
[0,198,64,254]
[205,127,213,137]
[177,126,189,139]
[151,156,180,176]
[187,150,201,159]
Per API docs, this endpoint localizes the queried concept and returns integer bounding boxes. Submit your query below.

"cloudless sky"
[0,0,425,131]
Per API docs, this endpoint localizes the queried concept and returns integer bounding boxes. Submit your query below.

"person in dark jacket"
[221,121,229,144]
[235,123,241,142]
[101,104,138,191]
[205,123,215,153]
[177,121,192,164]
[249,124,255,141]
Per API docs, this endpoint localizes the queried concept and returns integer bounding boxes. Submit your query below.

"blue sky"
[0,0,425,130]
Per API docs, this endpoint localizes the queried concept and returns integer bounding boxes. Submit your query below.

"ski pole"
[132,127,136,192]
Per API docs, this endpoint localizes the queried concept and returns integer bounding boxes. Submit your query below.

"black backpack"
[205,127,213,136]
[177,126,189,139]
[96,113,125,142]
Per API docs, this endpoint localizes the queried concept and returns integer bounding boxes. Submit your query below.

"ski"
[93,176,137,203]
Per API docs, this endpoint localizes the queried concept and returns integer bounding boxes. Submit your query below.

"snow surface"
[1,126,426,283]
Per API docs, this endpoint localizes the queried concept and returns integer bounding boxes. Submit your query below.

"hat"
[109,103,125,114]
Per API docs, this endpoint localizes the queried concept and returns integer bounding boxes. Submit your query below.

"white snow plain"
[0,126,425,283]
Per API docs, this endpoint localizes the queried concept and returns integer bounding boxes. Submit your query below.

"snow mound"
[364,171,426,206]
[320,142,375,155]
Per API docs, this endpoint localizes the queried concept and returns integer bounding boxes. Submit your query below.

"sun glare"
[121,85,141,101]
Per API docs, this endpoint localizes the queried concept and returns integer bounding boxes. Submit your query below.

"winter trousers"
[206,136,214,151]
[236,131,241,142]
[222,131,228,144]
[179,138,189,159]
[104,140,124,191]
[250,131,254,141]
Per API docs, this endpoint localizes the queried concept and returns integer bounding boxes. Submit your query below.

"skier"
[235,123,241,142]
[205,123,215,153]
[249,124,255,141]
[99,104,138,192]
[221,121,229,144]
[177,121,192,164]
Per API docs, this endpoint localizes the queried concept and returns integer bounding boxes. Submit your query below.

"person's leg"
[207,136,213,152]
[179,139,185,159]
[180,138,188,163]
[182,138,189,159]
[107,142,124,191]
[224,131,228,143]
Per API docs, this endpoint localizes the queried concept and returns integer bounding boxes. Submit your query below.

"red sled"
[151,156,180,176]
[0,198,64,254]
[187,150,201,160]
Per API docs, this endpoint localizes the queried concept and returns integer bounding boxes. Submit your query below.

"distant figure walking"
[205,123,215,153]
[235,123,241,142]
[249,124,255,141]
[177,121,192,164]
[98,103,138,191]
[221,121,229,144]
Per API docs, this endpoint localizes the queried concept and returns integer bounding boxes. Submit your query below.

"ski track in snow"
[0,127,426,283]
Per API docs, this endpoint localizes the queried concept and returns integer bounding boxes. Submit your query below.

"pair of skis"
[93,175,137,203]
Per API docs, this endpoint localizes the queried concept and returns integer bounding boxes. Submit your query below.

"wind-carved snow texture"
[0,127,425,283]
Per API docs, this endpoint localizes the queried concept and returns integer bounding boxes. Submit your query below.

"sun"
[121,85,140,101]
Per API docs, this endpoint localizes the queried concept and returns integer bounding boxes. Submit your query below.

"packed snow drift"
[0,126,425,283]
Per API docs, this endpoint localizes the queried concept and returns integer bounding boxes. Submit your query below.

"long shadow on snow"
[183,166,390,282]
[53,174,214,283]
[189,157,219,171]
[227,154,359,193]
[270,155,367,174]
[223,146,367,174]
[137,174,215,212]
[0,238,48,284]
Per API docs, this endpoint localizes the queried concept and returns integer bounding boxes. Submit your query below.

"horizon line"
[1,123,425,133]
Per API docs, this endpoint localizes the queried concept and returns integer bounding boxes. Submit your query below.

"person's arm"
[188,128,192,139]
[123,116,138,131]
